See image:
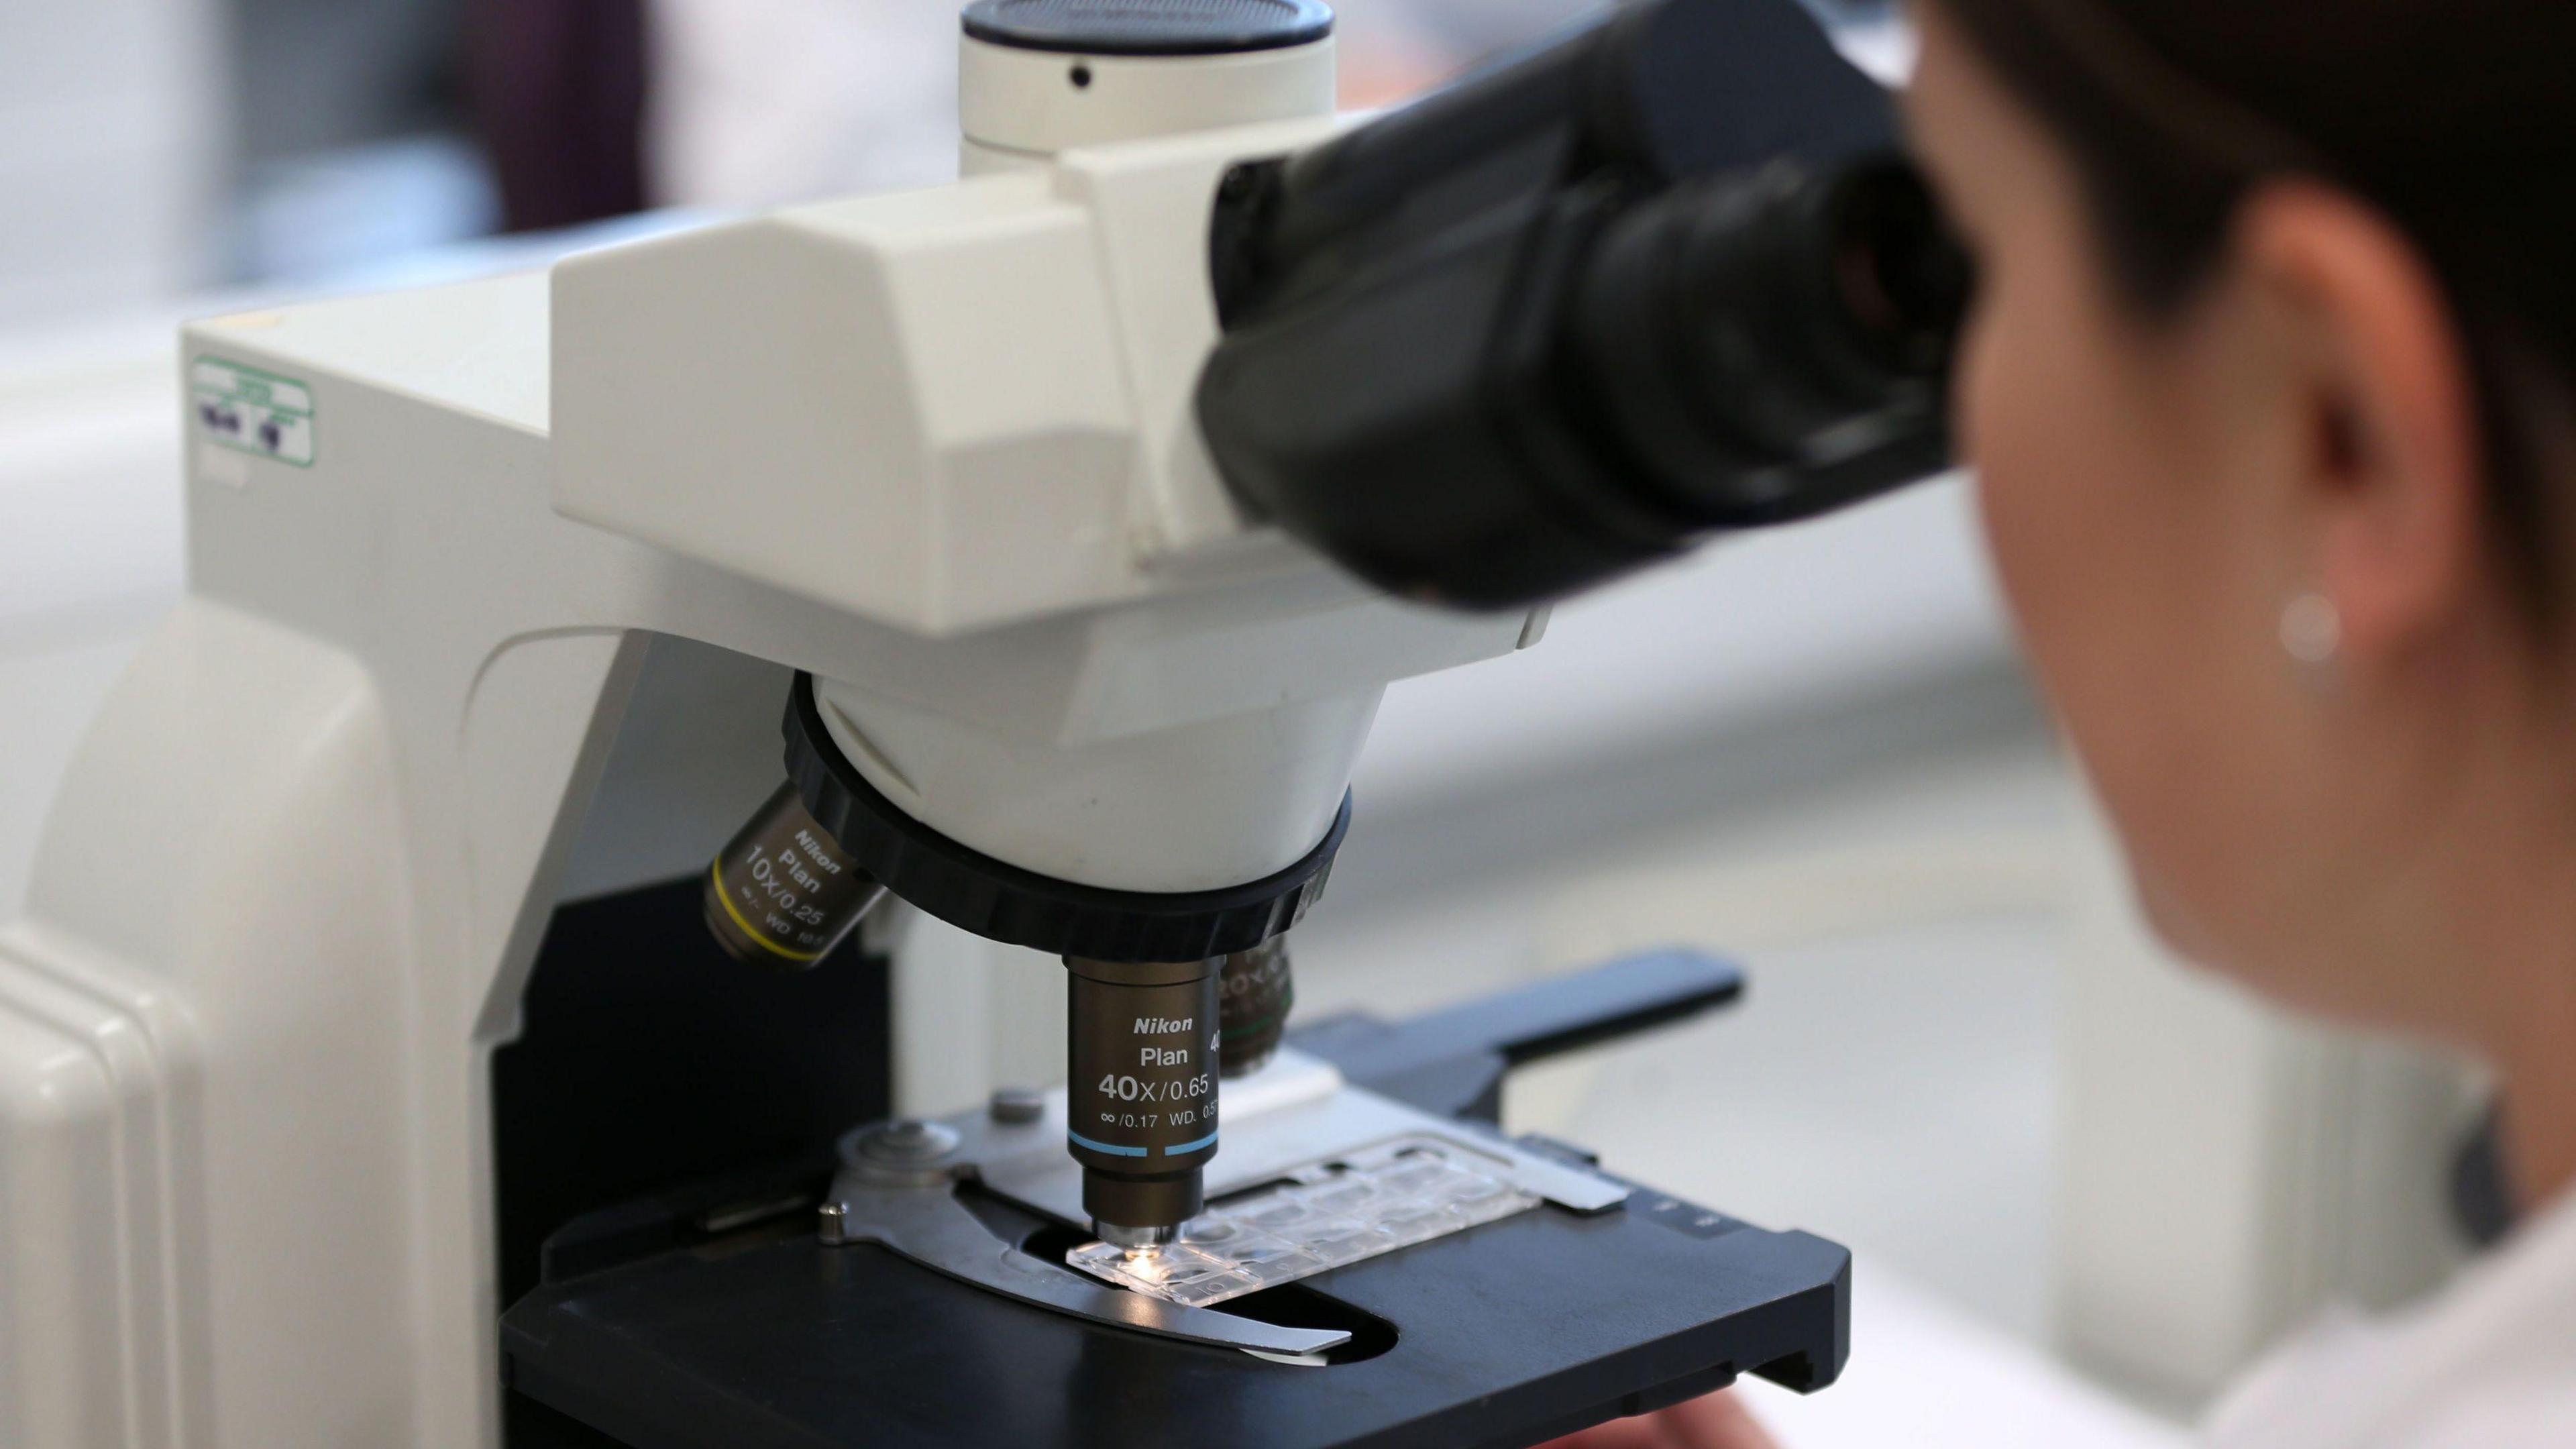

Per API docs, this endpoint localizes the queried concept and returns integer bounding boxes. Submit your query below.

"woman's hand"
[1536,1390,1780,1449]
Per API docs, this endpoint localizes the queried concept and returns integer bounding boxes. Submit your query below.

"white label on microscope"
[192,358,316,468]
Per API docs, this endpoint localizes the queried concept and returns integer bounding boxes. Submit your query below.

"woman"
[1560,0,2576,1444]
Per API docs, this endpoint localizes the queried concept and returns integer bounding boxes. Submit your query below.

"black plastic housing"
[1197,0,1964,608]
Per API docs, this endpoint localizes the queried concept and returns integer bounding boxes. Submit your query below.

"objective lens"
[1065,956,1222,1239]
[704,784,887,970]
[1217,938,1294,1077]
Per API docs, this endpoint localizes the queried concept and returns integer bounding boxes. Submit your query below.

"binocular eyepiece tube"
[1195,0,1968,610]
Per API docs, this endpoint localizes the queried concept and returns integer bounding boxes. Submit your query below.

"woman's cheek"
[1959,270,2229,963]
[1960,291,2080,667]
[1961,282,2163,826]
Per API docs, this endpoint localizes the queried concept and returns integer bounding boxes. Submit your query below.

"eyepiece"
[1827,162,1971,379]
[1566,157,1966,528]
[1194,0,1963,611]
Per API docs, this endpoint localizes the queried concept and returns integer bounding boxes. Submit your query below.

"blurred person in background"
[1556,0,2576,1445]
[466,0,649,229]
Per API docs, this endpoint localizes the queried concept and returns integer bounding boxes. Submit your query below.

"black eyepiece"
[1828,162,1972,381]
[1567,158,1966,530]
[1194,0,1966,610]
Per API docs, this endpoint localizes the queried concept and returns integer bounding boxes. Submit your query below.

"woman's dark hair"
[1935,0,2576,625]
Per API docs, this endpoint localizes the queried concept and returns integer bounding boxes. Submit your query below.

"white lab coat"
[2202,1187,2576,1448]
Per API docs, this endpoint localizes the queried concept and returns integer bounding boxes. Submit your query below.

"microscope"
[0,1,1960,1445]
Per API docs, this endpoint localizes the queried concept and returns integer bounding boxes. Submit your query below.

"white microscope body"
[0,25,1534,1448]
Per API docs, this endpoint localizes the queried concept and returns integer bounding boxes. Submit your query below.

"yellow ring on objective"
[708,859,827,963]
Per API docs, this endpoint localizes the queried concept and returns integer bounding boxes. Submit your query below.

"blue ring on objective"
[1165,1131,1219,1157]
[1068,1130,1148,1158]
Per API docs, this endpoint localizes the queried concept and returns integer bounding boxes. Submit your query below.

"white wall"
[1,0,227,325]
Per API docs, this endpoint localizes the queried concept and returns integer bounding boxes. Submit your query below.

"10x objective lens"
[1065,956,1221,1244]
[704,784,887,969]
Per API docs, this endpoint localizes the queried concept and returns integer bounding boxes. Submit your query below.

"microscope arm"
[0,119,1532,1442]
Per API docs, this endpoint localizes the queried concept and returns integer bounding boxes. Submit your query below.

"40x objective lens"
[1065,956,1221,1244]
[704,784,887,970]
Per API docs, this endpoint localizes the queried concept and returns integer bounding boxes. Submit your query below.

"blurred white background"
[0,1,2483,1444]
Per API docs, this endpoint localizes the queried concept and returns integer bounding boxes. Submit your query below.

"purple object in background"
[465,0,649,231]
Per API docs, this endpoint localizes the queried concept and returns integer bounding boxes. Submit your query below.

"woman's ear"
[2233,182,2487,669]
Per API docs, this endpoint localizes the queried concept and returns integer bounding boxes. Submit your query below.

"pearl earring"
[2280,592,2343,667]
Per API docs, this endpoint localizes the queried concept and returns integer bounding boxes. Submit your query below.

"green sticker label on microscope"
[192,357,317,468]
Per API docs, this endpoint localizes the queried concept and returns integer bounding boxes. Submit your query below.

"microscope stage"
[498,951,1847,1448]
[501,1159,1845,1449]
